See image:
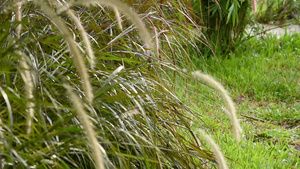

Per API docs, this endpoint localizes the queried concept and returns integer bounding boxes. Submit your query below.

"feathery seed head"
[192,70,242,142]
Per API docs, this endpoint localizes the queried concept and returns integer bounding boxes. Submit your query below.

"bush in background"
[177,0,252,57]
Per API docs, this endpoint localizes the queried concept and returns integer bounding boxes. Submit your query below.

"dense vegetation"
[0,0,240,168]
[0,0,299,168]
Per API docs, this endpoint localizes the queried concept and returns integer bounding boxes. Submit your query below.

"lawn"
[175,33,300,168]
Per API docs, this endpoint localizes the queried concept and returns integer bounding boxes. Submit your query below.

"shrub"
[176,0,251,57]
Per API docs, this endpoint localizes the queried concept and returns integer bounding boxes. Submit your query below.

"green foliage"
[187,0,252,57]
[193,33,300,102]
[255,0,300,24]
[218,130,299,168]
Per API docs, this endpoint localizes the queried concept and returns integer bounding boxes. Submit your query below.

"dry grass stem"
[198,129,228,169]
[146,17,160,58]
[64,84,104,169]
[192,71,242,142]
[36,0,94,103]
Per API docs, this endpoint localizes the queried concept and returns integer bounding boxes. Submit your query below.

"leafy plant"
[175,0,252,57]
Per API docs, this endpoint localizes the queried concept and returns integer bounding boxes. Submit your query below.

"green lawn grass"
[196,34,300,102]
[176,33,300,168]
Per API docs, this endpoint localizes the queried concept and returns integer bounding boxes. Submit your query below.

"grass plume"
[64,84,104,169]
[19,57,35,134]
[65,7,96,69]
[113,6,123,31]
[198,129,228,169]
[0,1,246,168]
[15,0,35,134]
[192,71,242,142]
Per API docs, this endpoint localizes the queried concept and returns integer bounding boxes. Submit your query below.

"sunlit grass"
[176,33,300,168]
[194,34,300,102]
